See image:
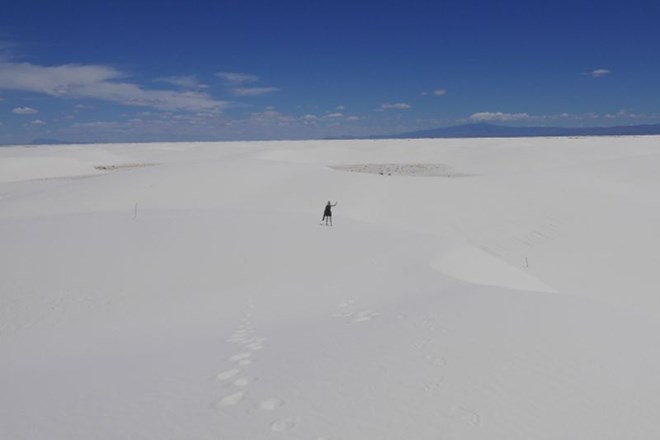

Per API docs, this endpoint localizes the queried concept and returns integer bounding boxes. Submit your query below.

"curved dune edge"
[430,244,556,293]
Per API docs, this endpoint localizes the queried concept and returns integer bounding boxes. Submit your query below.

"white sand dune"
[430,244,556,293]
[2,136,660,439]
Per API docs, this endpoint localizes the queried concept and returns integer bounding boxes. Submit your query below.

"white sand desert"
[2,136,660,439]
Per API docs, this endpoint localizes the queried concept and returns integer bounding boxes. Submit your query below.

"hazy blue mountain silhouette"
[29,138,75,145]
[359,123,660,140]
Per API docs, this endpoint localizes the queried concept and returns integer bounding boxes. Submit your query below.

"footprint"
[233,377,257,387]
[352,310,379,323]
[229,352,252,362]
[237,338,253,346]
[246,343,264,351]
[452,405,481,425]
[338,299,354,308]
[258,398,285,411]
[270,418,297,432]
[216,369,241,381]
[425,355,447,367]
[420,318,436,331]
[238,359,253,366]
[412,338,432,350]
[423,382,442,392]
[216,391,246,407]
[227,336,248,343]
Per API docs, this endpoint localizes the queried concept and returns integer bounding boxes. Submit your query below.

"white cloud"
[248,110,295,124]
[605,109,639,119]
[421,89,447,97]
[468,112,531,122]
[0,58,123,95]
[297,112,363,127]
[12,106,38,114]
[0,57,228,112]
[30,119,46,125]
[156,75,208,89]
[71,121,120,128]
[303,112,361,122]
[380,103,412,110]
[216,72,260,85]
[232,87,280,97]
[48,106,374,143]
[587,68,611,78]
[463,111,650,124]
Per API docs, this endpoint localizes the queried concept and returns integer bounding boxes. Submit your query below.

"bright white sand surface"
[2,136,660,439]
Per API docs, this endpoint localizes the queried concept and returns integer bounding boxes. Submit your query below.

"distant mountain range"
[3,123,658,147]
[29,138,76,145]
[352,123,660,140]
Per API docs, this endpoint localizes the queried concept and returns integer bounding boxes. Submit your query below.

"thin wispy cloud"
[30,119,46,125]
[232,87,280,97]
[71,121,122,129]
[420,89,447,96]
[465,111,649,124]
[156,75,208,89]
[215,71,280,97]
[604,109,641,119]
[0,56,228,112]
[587,68,611,78]
[216,72,260,85]
[380,103,412,110]
[303,111,362,123]
[468,112,531,122]
[12,106,38,114]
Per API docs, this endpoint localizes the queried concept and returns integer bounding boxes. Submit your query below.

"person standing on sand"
[322,201,338,226]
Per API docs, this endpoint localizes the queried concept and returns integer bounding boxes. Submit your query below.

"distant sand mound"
[331,163,470,177]
[94,163,158,171]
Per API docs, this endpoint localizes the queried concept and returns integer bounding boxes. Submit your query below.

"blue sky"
[1,0,659,144]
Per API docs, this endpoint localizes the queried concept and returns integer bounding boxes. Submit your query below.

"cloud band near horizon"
[0,57,228,112]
